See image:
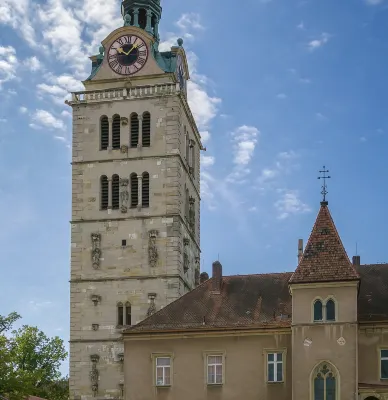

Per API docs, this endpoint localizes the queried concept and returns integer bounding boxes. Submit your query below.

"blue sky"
[0,0,387,375]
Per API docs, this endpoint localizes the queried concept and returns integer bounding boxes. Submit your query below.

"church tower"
[68,0,202,397]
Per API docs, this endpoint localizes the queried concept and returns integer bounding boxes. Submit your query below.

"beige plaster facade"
[123,287,388,400]
[68,22,201,400]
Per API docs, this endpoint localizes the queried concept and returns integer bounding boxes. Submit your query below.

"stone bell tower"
[68,0,202,397]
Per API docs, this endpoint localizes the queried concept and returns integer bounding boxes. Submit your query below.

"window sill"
[207,383,223,387]
[156,385,171,388]
[267,381,284,384]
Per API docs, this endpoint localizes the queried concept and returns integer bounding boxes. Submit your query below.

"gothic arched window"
[125,302,132,326]
[326,299,336,321]
[100,175,108,210]
[130,113,139,148]
[117,302,124,326]
[100,116,109,150]
[142,172,150,208]
[112,174,120,210]
[112,114,121,149]
[314,299,323,321]
[313,363,337,400]
[142,112,151,147]
[130,173,138,208]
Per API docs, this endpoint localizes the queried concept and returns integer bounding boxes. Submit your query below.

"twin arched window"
[313,363,337,400]
[130,112,151,148]
[100,112,151,150]
[100,173,150,210]
[314,298,336,322]
[117,302,131,326]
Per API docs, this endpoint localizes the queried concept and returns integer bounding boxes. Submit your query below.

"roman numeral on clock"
[137,57,146,65]
[110,60,119,69]
[139,50,147,57]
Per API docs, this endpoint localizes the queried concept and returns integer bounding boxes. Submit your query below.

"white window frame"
[267,352,284,383]
[155,356,171,387]
[207,354,224,385]
[381,349,388,379]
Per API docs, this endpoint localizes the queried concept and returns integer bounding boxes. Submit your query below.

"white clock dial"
[108,35,148,75]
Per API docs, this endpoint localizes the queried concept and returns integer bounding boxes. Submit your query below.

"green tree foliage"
[0,313,69,400]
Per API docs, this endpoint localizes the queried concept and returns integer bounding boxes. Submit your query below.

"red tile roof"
[126,273,293,333]
[289,203,360,284]
[124,264,388,334]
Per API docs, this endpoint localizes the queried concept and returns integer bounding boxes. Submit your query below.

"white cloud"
[258,168,279,183]
[24,56,42,71]
[316,112,328,121]
[297,21,305,30]
[248,206,257,212]
[278,150,298,160]
[0,46,18,88]
[360,136,367,142]
[275,190,311,219]
[201,154,215,168]
[299,77,311,84]
[308,33,330,51]
[37,83,67,97]
[231,125,259,166]
[200,130,210,143]
[31,109,65,130]
[0,118,7,123]
[28,300,54,311]
[365,0,384,4]
[176,13,204,31]
[19,106,28,113]
[276,93,287,99]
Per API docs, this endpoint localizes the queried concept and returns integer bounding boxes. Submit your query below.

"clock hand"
[117,48,125,54]
[124,42,140,56]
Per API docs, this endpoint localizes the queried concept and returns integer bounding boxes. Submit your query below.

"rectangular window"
[267,352,283,382]
[156,357,171,386]
[381,349,388,379]
[207,355,223,385]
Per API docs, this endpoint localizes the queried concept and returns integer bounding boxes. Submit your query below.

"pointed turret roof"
[289,202,360,284]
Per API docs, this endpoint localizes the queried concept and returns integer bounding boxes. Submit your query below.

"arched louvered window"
[185,128,189,161]
[100,116,109,150]
[100,175,108,210]
[185,188,189,220]
[142,172,150,208]
[142,112,151,147]
[313,363,337,400]
[326,299,336,321]
[117,302,124,326]
[130,173,138,208]
[138,8,147,29]
[112,175,120,210]
[125,302,131,326]
[313,299,323,321]
[112,114,121,149]
[191,142,195,176]
[130,113,139,148]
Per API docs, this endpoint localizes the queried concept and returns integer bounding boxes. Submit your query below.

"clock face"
[108,35,148,75]
[175,55,186,92]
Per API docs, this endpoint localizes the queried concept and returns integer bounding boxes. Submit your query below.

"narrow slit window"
[112,115,121,149]
[142,172,150,208]
[117,303,124,326]
[142,112,151,147]
[100,175,108,210]
[112,175,120,210]
[125,302,131,326]
[130,113,139,148]
[326,299,335,321]
[191,143,195,176]
[130,173,138,208]
[314,300,323,321]
[100,116,109,150]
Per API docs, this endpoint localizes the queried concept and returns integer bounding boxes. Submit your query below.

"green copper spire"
[121,0,162,40]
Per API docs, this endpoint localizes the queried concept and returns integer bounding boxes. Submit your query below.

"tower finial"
[318,166,331,205]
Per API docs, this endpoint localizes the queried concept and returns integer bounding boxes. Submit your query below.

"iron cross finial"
[318,166,331,204]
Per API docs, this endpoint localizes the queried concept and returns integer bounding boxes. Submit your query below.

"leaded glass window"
[326,299,336,321]
[313,364,336,400]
